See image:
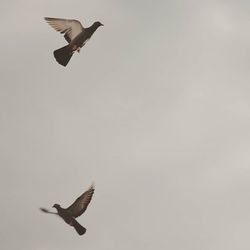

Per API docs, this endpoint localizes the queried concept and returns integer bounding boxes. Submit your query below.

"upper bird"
[44,17,103,66]
[40,183,95,235]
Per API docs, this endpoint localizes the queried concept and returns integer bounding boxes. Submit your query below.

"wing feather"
[44,17,84,42]
[67,184,95,218]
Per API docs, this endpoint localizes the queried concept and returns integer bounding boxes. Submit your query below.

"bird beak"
[101,23,104,26]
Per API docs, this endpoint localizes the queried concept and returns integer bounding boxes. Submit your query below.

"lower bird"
[45,17,103,66]
[40,183,95,235]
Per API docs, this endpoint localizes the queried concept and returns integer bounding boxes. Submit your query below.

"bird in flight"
[40,183,95,235]
[45,17,103,66]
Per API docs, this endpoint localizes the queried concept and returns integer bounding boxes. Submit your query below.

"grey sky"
[1,0,250,249]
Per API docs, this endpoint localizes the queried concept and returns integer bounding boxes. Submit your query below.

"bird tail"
[71,219,86,235]
[53,45,73,67]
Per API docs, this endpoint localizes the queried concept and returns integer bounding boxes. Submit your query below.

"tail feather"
[72,219,86,236]
[53,45,73,67]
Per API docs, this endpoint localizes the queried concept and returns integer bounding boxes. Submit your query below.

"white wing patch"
[45,17,84,42]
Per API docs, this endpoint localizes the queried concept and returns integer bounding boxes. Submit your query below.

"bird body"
[40,184,95,235]
[69,22,104,51]
[45,17,103,66]
[52,204,87,235]
[53,204,73,224]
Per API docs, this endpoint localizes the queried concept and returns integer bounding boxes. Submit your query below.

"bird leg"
[72,45,81,53]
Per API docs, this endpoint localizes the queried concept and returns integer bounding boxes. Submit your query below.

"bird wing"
[66,184,95,218]
[44,17,84,43]
[40,207,58,215]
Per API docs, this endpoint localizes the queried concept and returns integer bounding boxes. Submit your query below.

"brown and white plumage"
[44,17,103,66]
[44,17,84,43]
[40,183,95,236]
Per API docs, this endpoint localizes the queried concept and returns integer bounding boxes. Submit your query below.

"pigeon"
[40,184,95,235]
[45,17,103,66]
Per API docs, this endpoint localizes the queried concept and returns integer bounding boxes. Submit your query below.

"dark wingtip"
[40,207,50,213]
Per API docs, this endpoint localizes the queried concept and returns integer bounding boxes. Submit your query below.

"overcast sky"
[1,0,250,249]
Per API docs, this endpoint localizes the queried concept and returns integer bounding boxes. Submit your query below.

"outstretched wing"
[67,184,95,218]
[44,17,84,43]
[40,207,57,215]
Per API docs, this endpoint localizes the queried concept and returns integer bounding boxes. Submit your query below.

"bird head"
[93,21,104,28]
[53,204,60,209]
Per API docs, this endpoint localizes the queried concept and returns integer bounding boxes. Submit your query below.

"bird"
[44,17,103,66]
[40,183,95,235]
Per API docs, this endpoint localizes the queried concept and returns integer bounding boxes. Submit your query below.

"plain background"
[1,0,250,249]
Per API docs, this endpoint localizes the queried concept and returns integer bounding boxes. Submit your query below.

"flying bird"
[40,184,95,235]
[45,17,103,66]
